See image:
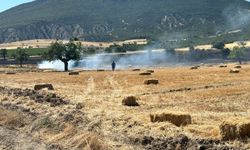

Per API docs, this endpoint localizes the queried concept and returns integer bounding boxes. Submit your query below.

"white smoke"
[37,49,176,71]
[223,5,250,29]
[38,60,75,71]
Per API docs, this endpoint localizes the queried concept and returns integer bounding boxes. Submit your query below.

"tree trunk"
[20,61,23,68]
[64,61,69,71]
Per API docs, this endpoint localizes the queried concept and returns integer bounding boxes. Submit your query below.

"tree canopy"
[44,41,82,71]
[0,49,7,60]
[13,48,29,67]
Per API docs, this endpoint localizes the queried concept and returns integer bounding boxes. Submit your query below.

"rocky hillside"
[0,0,250,43]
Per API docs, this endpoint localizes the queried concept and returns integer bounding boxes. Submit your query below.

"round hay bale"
[34,84,54,91]
[150,113,191,127]
[139,72,151,76]
[144,79,159,85]
[122,96,139,107]
[69,72,79,75]
[230,69,240,73]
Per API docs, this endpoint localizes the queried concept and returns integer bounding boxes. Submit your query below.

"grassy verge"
[7,48,48,58]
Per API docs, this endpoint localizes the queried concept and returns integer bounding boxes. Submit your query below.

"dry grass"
[0,63,250,149]
[0,107,25,128]
[176,40,250,51]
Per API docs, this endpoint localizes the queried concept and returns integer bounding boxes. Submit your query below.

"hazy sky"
[0,0,34,12]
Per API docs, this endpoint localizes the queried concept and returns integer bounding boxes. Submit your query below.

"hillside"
[0,0,250,43]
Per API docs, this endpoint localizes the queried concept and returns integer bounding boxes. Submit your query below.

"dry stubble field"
[0,63,250,150]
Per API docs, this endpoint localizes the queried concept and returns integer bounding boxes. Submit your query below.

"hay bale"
[238,122,250,138]
[76,103,84,109]
[122,96,139,106]
[146,70,155,73]
[34,84,54,91]
[220,120,250,140]
[97,69,105,72]
[132,69,141,71]
[190,66,199,70]
[234,65,242,69]
[219,64,227,68]
[139,72,151,76]
[69,72,79,75]
[144,79,159,85]
[220,122,238,140]
[5,72,16,75]
[230,69,240,73]
[150,113,191,127]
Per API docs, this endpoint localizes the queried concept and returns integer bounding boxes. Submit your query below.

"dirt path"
[0,126,47,150]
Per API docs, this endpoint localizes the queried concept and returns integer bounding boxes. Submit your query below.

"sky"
[0,0,34,12]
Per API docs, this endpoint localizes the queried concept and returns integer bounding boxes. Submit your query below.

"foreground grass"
[0,64,250,149]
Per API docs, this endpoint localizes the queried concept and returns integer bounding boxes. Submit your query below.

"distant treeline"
[104,43,146,53]
[164,41,250,64]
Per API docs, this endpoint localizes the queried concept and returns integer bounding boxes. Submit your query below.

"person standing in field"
[112,61,116,71]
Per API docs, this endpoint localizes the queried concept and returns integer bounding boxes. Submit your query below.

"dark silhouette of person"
[112,61,116,71]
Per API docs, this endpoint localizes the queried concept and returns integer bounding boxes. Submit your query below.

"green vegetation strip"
[7,48,48,57]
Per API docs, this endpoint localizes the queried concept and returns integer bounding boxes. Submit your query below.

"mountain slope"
[0,0,250,43]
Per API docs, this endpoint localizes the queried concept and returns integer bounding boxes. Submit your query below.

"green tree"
[44,41,81,71]
[0,49,7,61]
[229,46,245,64]
[13,48,29,67]
[212,42,225,49]
[221,48,230,59]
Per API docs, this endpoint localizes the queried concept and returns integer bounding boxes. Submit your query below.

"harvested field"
[0,63,250,149]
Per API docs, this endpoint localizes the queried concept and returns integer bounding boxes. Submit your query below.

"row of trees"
[105,43,144,53]
[0,41,81,71]
[1,40,248,71]
[212,41,246,64]
[0,48,29,67]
